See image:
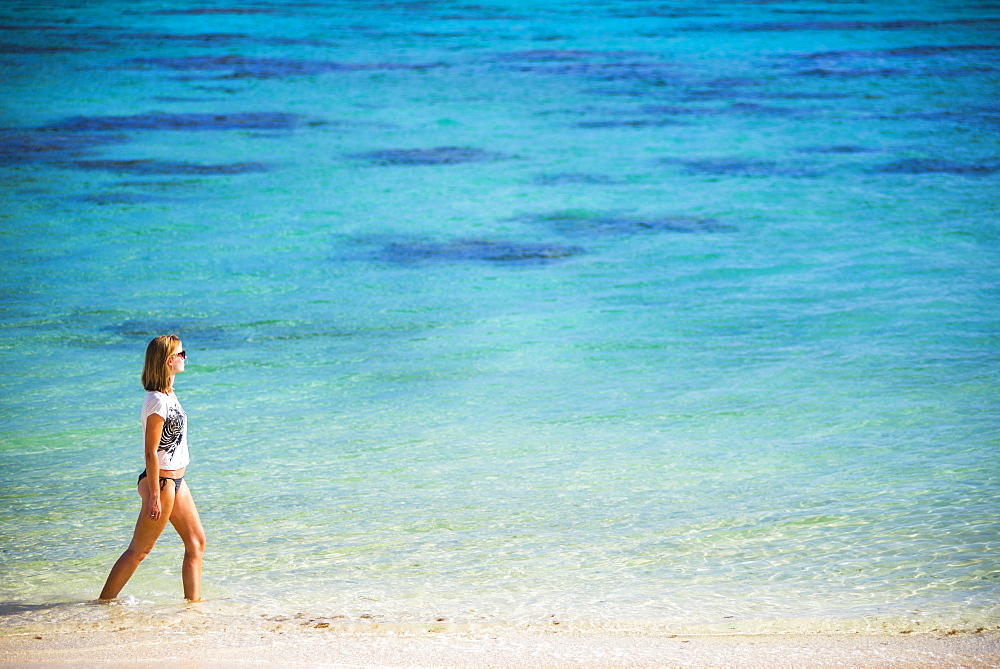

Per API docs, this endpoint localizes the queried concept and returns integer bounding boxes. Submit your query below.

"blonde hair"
[142,334,182,392]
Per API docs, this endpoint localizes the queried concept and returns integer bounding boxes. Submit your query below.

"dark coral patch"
[516,60,678,84]
[127,55,437,79]
[675,77,757,101]
[797,145,875,154]
[151,7,282,14]
[44,112,301,132]
[490,49,679,87]
[102,320,233,344]
[642,102,808,119]
[436,10,529,21]
[699,18,1000,32]
[872,158,1000,175]
[127,32,249,46]
[0,130,127,166]
[0,43,93,53]
[885,44,1000,57]
[521,211,734,236]
[352,147,505,166]
[728,101,809,117]
[669,158,820,178]
[576,118,687,128]
[798,67,907,78]
[153,96,231,103]
[121,31,335,48]
[756,91,852,100]
[798,44,1000,60]
[879,107,1000,128]
[611,8,724,18]
[532,173,617,185]
[790,43,1000,78]
[494,49,641,62]
[0,24,65,31]
[68,192,168,204]
[679,88,851,102]
[377,239,582,264]
[679,159,777,177]
[128,55,363,78]
[641,104,725,116]
[67,159,270,175]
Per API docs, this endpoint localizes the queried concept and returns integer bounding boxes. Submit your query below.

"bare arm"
[144,414,164,520]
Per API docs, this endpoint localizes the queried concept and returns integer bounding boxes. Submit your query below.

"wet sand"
[2,625,998,667]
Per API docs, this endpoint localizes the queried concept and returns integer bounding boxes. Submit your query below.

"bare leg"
[169,480,206,602]
[99,481,176,601]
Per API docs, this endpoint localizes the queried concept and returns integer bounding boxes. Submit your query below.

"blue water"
[1,0,998,635]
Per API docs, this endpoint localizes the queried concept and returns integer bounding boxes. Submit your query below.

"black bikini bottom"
[138,469,183,493]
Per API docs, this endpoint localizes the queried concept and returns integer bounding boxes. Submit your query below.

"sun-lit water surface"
[1,0,998,635]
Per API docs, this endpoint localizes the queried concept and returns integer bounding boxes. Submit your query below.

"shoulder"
[143,391,174,414]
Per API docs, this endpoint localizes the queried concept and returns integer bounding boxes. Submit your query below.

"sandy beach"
[2,624,998,667]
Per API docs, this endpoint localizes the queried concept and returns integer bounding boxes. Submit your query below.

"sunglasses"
[172,350,187,360]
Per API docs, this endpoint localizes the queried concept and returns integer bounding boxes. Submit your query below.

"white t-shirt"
[141,391,190,470]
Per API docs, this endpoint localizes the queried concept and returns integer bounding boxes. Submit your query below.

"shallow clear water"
[1,0,998,635]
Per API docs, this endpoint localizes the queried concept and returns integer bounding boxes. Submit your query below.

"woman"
[100,334,206,602]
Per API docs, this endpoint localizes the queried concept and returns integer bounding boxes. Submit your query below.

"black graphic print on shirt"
[158,405,186,458]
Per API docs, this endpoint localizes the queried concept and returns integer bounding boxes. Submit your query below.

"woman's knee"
[186,531,207,557]
[125,545,154,563]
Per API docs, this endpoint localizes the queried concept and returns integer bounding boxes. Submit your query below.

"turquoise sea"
[1,0,998,635]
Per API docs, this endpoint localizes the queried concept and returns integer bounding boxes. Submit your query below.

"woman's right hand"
[149,493,162,521]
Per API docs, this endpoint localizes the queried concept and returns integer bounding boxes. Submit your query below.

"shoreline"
[3,624,998,667]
